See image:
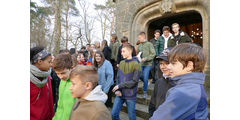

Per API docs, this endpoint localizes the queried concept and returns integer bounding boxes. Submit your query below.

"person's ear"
[36,59,43,65]
[186,61,194,72]
[85,82,93,90]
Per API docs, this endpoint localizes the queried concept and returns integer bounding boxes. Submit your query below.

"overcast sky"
[32,0,107,49]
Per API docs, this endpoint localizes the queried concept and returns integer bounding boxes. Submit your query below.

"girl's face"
[92,49,97,57]
[95,53,102,63]
[80,54,85,62]
[37,56,52,71]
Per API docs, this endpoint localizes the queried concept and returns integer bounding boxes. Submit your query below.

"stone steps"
[111,80,210,119]
[108,108,144,120]
[111,96,149,120]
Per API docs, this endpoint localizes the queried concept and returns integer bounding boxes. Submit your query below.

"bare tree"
[63,0,79,49]
[68,25,83,50]
[94,0,116,42]
[78,0,96,44]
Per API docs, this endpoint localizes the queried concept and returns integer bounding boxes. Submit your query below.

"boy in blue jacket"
[150,43,208,120]
[112,44,141,120]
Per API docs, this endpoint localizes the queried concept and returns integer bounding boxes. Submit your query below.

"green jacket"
[137,40,156,66]
[168,31,192,48]
[155,36,165,56]
[110,41,120,61]
[52,79,76,120]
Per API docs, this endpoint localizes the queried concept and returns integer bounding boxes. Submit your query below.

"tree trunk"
[53,0,61,55]
[110,10,115,41]
[65,1,69,49]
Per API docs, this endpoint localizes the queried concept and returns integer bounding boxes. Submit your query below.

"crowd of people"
[30,23,209,120]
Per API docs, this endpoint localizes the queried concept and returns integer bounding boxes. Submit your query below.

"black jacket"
[50,70,61,113]
[116,44,136,64]
[102,46,111,61]
[148,76,173,118]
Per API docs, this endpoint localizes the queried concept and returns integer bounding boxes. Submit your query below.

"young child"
[52,53,76,120]
[30,46,54,120]
[112,44,141,120]
[77,52,87,65]
[69,65,111,120]
[150,43,208,120]
[148,48,173,118]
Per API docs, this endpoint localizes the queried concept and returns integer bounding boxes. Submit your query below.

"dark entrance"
[148,10,203,46]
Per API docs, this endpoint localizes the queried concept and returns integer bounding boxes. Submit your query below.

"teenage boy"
[69,65,111,120]
[161,26,172,49]
[116,36,136,67]
[110,34,120,82]
[112,44,141,120]
[148,48,173,118]
[168,23,192,47]
[150,29,164,83]
[150,43,208,120]
[52,53,76,120]
[137,32,156,98]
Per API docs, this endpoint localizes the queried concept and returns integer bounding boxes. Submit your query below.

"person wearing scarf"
[30,47,54,120]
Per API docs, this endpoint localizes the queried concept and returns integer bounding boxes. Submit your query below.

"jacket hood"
[125,56,139,63]
[84,85,108,103]
[171,72,205,85]
[162,33,172,39]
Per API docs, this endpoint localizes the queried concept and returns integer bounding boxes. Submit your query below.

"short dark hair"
[86,44,90,46]
[162,26,170,32]
[70,48,76,55]
[154,29,161,34]
[69,65,98,89]
[53,53,73,71]
[138,32,146,36]
[30,46,51,63]
[121,36,128,43]
[168,43,207,72]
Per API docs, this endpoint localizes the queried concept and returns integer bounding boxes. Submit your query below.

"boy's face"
[172,25,180,33]
[121,47,132,59]
[55,68,71,81]
[154,32,160,39]
[167,60,191,78]
[37,56,52,71]
[163,30,170,37]
[138,35,145,42]
[159,60,170,76]
[69,76,88,98]
[86,45,90,51]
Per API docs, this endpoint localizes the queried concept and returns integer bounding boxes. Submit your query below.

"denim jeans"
[140,65,152,92]
[112,96,136,120]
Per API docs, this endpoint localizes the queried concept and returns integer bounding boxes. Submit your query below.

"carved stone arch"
[129,0,210,91]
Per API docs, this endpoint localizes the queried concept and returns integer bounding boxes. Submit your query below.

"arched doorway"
[147,10,203,46]
[130,0,209,97]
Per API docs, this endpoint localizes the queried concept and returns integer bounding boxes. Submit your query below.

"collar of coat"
[171,31,185,39]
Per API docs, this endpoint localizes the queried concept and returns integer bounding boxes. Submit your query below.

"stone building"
[113,0,210,93]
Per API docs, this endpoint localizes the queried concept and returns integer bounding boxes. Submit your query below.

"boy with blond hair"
[69,65,111,120]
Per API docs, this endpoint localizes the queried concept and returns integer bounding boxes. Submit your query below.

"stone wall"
[114,0,210,93]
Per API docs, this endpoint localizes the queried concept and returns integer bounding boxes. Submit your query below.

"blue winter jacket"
[150,72,209,120]
[97,60,114,93]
